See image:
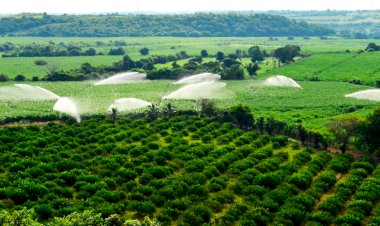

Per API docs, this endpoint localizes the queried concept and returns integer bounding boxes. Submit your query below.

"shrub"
[254,171,283,189]
[129,201,156,215]
[240,208,270,226]
[166,198,191,211]
[334,212,363,226]
[289,171,314,190]
[34,60,48,65]
[208,177,227,192]
[307,211,333,225]
[185,159,205,172]
[328,154,354,173]
[351,161,374,173]
[313,170,336,192]
[33,204,54,220]
[347,200,373,215]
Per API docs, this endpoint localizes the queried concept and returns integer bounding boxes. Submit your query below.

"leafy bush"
[328,154,354,173]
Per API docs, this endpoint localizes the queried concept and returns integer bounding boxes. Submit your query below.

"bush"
[288,170,313,190]
[328,154,354,173]
[313,170,336,191]
[351,161,374,173]
[307,211,333,225]
[129,201,156,215]
[333,212,363,226]
[240,208,270,226]
[33,204,54,220]
[347,200,373,215]
[34,60,48,65]
[254,171,283,189]
[0,74,9,82]
[14,74,26,81]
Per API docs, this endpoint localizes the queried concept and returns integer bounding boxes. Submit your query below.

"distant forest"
[0,13,334,37]
[266,10,380,39]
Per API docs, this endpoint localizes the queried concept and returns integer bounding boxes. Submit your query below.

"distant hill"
[0,13,334,37]
[265,10,380,39]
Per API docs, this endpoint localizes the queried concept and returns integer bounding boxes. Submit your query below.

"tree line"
[0,13,334,37]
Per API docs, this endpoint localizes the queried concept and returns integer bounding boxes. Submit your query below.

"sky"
[0,0,379,14]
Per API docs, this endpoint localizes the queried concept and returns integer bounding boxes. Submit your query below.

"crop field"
[0,80,378,131]
[0,56,122,79]
[1,116,380,225]
[266,52,380,85]
[0,37,377,79]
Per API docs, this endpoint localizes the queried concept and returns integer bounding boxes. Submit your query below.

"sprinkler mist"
[345,89,380,102]
[53,97,81,123]
[163,81,227,100]
[107,98,152,113]
[263,75,302,88]
[94,72,146,85]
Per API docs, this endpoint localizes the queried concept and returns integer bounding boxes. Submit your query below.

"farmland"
[0,80,378,131]
[0,16,380,226]
[267,51,380,85]
[1,115,380,225]
[0,36,378,79]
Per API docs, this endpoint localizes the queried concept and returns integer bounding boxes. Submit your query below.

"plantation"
[0,7,380,226]
[267,51,380,85]
[0,115,379,225]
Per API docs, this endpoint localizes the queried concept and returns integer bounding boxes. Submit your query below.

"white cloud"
[0,0,378,14]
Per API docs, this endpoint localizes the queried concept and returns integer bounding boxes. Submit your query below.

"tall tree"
[357,108,380,153]
[139,47,150,55]
[201,49,209,57]
[248,46,264,62]
[273,45,300,65]
[246,63,260,79]
[216,51,224,61]
[230,104,254,129]
[328,116,360,153]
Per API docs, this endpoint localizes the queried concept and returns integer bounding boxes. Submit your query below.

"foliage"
[0,13,333,37]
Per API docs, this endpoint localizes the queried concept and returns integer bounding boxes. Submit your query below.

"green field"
[0,80,377,131]
[267,52,380,85]
[0,36,377,79]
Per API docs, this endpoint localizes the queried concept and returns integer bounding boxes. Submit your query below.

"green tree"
[273,45,300,64]
[216,51,224,61]
[110,107,118,123]
[200,99,216,118]
[108,47,125,55]
[0,74,10,82]
[221,65,245,80]
[164,103,175,118]
[248,46,264,62]
[84,48,96,56]
[147,103,159,119]
[201,49,209,57]
[328,116,360,153]
[122,55,136,70]
[246,63,260,79]
[230,104,254,129]
[139,47,150,55]
[14,74,26,81]
[357,108,380,153]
